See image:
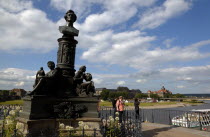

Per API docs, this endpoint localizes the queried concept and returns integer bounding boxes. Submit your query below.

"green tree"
[150,93,159,99]
[117,86,129,92]
[10,91,17,96]
[100,89,110,100]
[172,93,185,98]
[164,93,173,98]
[135,93,148,99]
[109,92,117,99]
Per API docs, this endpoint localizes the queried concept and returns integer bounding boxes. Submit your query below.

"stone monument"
[17,10,100,136]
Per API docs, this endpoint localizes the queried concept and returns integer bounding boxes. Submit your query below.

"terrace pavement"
[142,123,210,137]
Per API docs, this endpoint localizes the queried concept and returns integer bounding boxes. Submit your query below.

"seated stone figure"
[29,61,60,96]
[74,66,95,97]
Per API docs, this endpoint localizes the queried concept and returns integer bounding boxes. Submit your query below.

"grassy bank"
[0,100,23,105]
[99,100,203,107]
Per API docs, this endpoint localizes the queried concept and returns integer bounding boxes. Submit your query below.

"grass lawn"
[99,100,203,107]
[0,100,23,105]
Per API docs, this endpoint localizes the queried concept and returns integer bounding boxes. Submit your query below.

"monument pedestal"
[20,95,55,119]
[16,118,102,137]
[18,96,101,136]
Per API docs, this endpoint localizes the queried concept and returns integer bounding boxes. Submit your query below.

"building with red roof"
[147,86,172,98]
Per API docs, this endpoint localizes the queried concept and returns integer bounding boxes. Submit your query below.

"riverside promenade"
[142,123,210,137]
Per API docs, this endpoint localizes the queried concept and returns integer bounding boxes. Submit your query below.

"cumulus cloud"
[116,81,126,86]
[0,0,59,53]
[136,0,192,30]
[81,32,210,69]
[136,79,147,83]
[50,0,156,31]
[163,38,175,48]
[0,68,35,90]
[93,78,103,85]
[177,85,185,89]
[0,0,32,12]
[15,81,25,86]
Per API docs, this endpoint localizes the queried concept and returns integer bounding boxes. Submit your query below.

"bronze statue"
[74,66,95,97]
[29,61,60,95]
[64,10,77,27]
[33,67,45,88]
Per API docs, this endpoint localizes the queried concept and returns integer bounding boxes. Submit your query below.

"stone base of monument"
[20,95,99,119]
[20,95,55,119]
[16,118,102,136]
[18,95,101,136]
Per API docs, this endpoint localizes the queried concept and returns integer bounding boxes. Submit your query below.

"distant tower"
[161,86,165,90]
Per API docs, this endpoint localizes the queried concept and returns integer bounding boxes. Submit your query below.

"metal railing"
[141,109,210,132]
[0,106,142,137]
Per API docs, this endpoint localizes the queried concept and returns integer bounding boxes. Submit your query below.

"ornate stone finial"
[59,10,79,36]
[64,10,77,27]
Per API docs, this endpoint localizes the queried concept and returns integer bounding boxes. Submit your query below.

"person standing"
[116,96,125,123]
[134,98,140,119]
[112,98,118,117]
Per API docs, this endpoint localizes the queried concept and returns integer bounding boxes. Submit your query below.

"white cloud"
[136,0,192,30]
[93,78,103,85]
[116,81,126,85]
[50,0,156,30]
[81,30,156,66]
[0,68,35,90]
[176,77,192,81]
[15,81,25,86]
[163,38,175,48]
[136,79,147,83]
[0,0,32,12]
[0,1,59,53]
[177,85,185,89]
[81,29,210,69]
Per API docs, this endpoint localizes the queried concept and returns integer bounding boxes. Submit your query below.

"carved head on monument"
[47,61,55,70]
[84,73,92,81]
[79,65,86,72]
[64,10,77,27]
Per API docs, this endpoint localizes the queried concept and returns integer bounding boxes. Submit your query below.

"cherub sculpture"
[74,66,95,97]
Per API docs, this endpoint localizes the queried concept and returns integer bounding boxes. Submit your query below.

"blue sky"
[0,0,210,94]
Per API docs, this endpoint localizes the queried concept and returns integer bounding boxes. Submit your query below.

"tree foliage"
[150,93,159,99]
[135,93,148,99]
[117,86,129,92]
[100,89,110,100]
[172,93,185,98]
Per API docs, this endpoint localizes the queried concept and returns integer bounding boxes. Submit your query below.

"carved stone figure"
[29,61,60,96]
[33,67,45,88]
[74,66,95,97]
[53,102,88,119]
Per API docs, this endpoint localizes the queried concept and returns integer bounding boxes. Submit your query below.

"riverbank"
[100,100,203,108]
[139,102,202,109]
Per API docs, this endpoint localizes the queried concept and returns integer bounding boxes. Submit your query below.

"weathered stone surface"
[16,118,102,137]
[20,95,55,119]
[59,26,79,36]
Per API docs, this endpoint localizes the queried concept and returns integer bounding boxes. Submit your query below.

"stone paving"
[142,123,210,137]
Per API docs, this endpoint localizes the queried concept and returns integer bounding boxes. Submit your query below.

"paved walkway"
[142,123,210,137]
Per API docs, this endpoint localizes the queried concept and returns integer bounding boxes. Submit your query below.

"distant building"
[95,88,106,95]
[147,86,172,97]
[10,88,27,98]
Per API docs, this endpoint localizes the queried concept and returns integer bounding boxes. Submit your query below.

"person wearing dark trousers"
[116,96,125,123]
[134,98,140,119]
[112,98,118,117]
